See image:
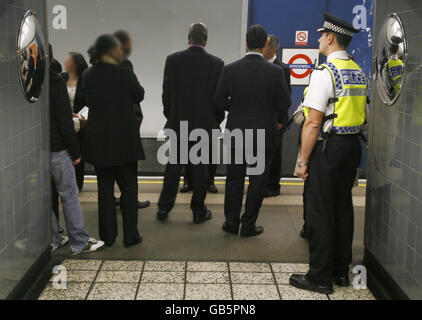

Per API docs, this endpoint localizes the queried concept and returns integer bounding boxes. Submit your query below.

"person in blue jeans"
[49,44,104,254]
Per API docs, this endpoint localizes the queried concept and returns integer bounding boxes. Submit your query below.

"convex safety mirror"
[17,11,47,103]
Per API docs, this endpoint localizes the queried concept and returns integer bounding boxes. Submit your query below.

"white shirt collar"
[326,50,349,61]
[245,51,264,58]
[268,55,277,64]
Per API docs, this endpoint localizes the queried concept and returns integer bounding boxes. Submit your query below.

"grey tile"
[100,260,144,271]
[38,283,90,300]
[230,272,274,285]
[49,270,97,283]
[141,271,185,284]
[144,261,185,272]
[271,263,308,273]
[185,284,232,300]
[95,271,141,283]
[330,286,375,300]
[186,272,230,284]
[278,285,328,300]
[232,284,279,300]
[61,259,102,271]
[229,262,271,273]
[136,283,184,300]
[87,283,138,300]
[187,262,228,272]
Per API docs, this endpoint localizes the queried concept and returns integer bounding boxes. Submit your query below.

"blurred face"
[110,42,124,63]
[64,54,76,73]
[263,37,276,60]
[318,32,332,56]
[122,37,132,57]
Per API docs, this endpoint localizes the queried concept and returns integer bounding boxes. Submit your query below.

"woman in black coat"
[62,52,88,191]
[83,34,145,248]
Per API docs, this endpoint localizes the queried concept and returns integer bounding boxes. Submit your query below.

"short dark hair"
[188,23,208,46]
[247,25,268,50]
[113,30,130,45]
[87,34,119,65]
[328,31,352,49]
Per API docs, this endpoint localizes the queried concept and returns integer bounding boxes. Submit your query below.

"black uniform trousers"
[184,163,217,186]
[266,131,284,191]
[225,148,275,232]
[95,162,141,246]
[74,131,85,191]
[305,134,361,286]
[158,141,209,217]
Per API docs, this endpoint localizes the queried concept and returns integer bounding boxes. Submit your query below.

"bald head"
[188,22,208,46]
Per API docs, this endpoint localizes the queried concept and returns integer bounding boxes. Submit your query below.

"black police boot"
[333,275,350,287]
[240,226,264,238]
[289,274,334,295]
[193,210,213,224]
[180,184,192,193]
[137,200,151,209]
[263,188,280,198]
[157,209,170,221]
[208,183,218,194]
[222,222,239,235]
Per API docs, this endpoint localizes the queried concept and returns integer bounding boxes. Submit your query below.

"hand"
[295,165,309,180]
[72,113,79,118]
[277,123,284,130]
[73,158,81,166]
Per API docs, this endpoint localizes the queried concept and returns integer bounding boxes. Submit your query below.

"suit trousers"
[158,141,209,217]
[266,131,284,191]
[224,148,275,231]
[305,134,361,286]
[95,162,141,246]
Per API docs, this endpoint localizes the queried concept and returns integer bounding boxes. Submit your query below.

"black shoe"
[137,200,151,209]
[193,210,213,224]
[263,188,281,198]
[58,227,64,234]
[157,209,170,221]
[333,275,350,287]
[289,274,334,295]
[180,184,192,193]
[114,197,121,206]
[208,184,218,194]
[124,237,142,248]
[240,226,264,238]
[222,222,239,235]
[300,228,308,240]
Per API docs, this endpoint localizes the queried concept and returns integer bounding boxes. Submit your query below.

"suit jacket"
[162,46,225,134]
[273,58,292,130]
[62,72,87,114]
[121,59,144,124]
[215,54,291,149]
[82,62,145,167]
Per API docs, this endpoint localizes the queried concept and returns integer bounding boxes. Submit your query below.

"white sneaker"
[50,236,69,252]
[77,238,105,255]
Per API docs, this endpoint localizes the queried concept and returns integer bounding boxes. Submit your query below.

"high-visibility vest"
[386,58,404,94]
[303,58,367,135]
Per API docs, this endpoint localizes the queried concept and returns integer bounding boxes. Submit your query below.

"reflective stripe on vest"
[386,58,403,94]
[304,58,367,134]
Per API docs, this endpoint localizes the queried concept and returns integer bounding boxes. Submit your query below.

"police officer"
[290,13,367,294]
[383,36,404,98]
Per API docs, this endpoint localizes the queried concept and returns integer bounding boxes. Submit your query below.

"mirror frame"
[375,13,408,106]
[16,10,47,103]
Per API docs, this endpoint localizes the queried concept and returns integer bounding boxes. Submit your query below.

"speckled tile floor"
[38,260,375,300]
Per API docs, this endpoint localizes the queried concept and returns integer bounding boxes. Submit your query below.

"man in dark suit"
[113,30,151,210]
[263,35,292,197]
[157,23,225,224]
[215,25,291,237]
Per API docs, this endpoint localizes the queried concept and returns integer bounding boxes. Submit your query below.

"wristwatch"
[297,161,309,168]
